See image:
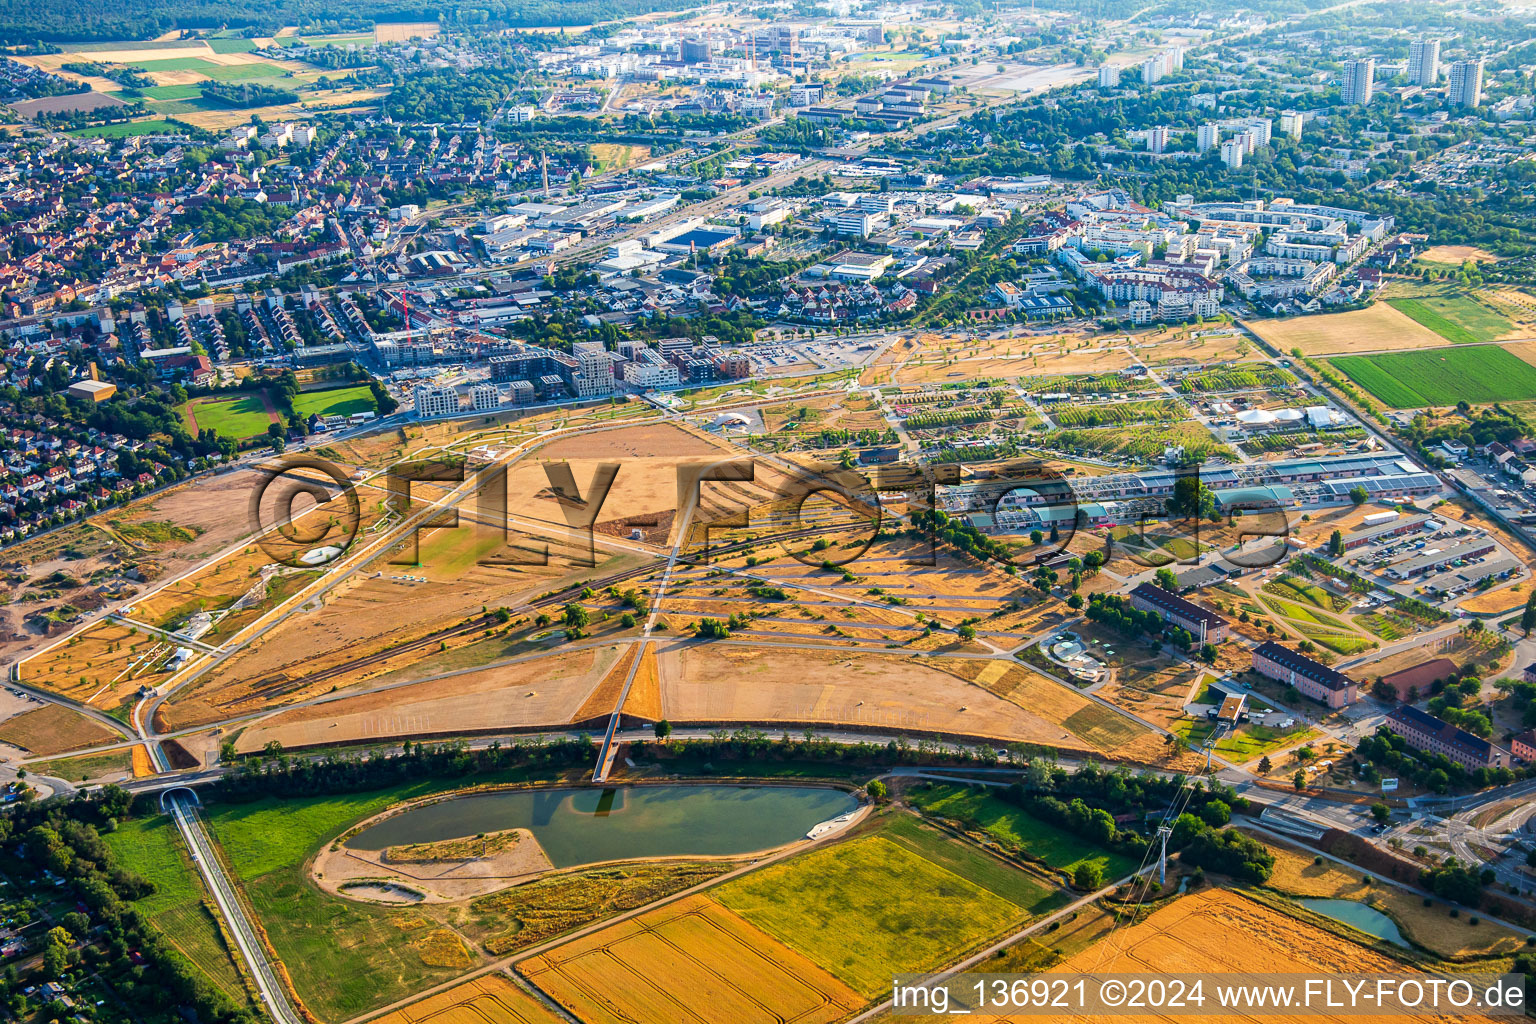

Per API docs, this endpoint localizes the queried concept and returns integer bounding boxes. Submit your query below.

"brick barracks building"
[1128,583,1230,643]
[1385,704,1508,770]
[1251,641,1358,709]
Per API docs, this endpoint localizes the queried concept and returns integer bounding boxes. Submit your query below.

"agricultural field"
[713,829,1030,996]
[1048,888,1508,1023]
[1246,304,1451,356]
[1383,281,1515,344]
[1330,346,1536,408]
[1176,364,1295,392]
[369,975,566,1024]
[1050,399,1183,427]
[518,895,864,1024]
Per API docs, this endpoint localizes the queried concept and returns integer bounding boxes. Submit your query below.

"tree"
[1074,861,1105,890]
[956,623,976,640]
[1165,476,1216,520]
[1349,485,1369,506]
[1521,589,1536,636]
[1200,799,1231,827]
[562,603,589,629]
[1154,567,1179,591]
[1257,755,1272,775]
[653,719,672,739]
[1198,642,1217,664]
[1293,768,1306,791]
[866,779,888,801]
[1370,802,1391,824]
[1328,529,1344,557]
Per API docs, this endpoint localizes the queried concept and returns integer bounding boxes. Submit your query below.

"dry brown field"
[657,646,1120,750]
[374,21,441,41]
[1419,245,1497,265]
[1457,583,1527,615]
[230,645,620,752]
[18,620,178,711]
[0,704,120,756]
[517,894,864,1024]
[366,974,565,1024]
[1245,305,1449,356]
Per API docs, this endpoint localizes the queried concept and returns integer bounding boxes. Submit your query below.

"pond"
[344,784,858,869]
[1297,898,1407,946]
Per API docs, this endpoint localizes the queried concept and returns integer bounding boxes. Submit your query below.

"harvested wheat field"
[1245,305,1449,356]
[375,21,441,41]
[230,646,621,752]
[518,894,864,1024]
[368,974,564,1024]
[1457,584,1527,615]
[1046,889,1505,1023]
[659,646,1104,749]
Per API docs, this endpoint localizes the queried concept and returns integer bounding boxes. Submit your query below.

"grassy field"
[879,815,1068,913]
[1331,346,1536,407]
[1172,719,1316,762]
[153,901,248,1000]
[31,748,133,782]
[182,393,275,438]
[105,816,203,916]
[1384,286,1512,345]
[202,62,292,82]
[139,83,204,99]
[293,385,377,419]
[904,783,1138,879]
[714,832,1025,996]
[69,119,177,137]
[206,788,444,878]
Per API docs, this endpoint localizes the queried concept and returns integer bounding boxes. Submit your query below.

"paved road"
[166,789,305,1024]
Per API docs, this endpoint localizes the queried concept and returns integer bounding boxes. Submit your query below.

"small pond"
[1297,898,1407,946]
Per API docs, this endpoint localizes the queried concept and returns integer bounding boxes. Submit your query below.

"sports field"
[181,393,276,438]
[713,833,1028,996]
[1330,345,1536,407]
[518,895,864,1024]
[294,384,376,419]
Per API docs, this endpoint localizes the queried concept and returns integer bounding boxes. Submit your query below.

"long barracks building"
[1128,583,1230,642]
[1251,641,1357,708]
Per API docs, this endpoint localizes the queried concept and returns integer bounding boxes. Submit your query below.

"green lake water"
[344,784,857,868]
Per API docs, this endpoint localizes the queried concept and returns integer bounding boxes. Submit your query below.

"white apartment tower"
[1141,56,1164,84]
[413,384,461,419]
[1197,123,1220,152]
[1098,64,1120,88]
[571,341,615,398]
[1279,110,1304,139]
[1408,39,1441,86]
[1341,58,1375,105]
[1147,126,1170,154]
[1220,139,1245,170]
[1448,59,1484,108]
[469,384,501,411]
